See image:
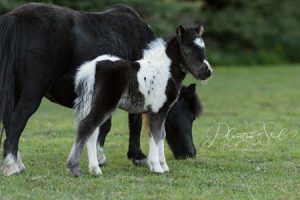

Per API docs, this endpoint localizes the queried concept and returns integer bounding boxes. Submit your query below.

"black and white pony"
[70,26,212,176]
[98,83,202,165]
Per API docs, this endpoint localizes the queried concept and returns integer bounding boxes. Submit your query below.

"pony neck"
[166,37,186,82]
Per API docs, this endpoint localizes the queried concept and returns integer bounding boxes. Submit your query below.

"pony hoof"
[17,162,26,173]
[97,146,106,166]
[89,166,102,177]
[149,163,164,173]
[98,155,106,166]
[72,169,83,177]
[160,163,169,172]
[3,163,20,176]
[68,163,83,177]
[132,158,148,166]
[17,152,26,173]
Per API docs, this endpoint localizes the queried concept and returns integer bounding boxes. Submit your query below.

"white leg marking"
[148,136,163,173]
[87,126,102,176]
[3,153,20,176]
[158,139,169,172]
[96,144,106,166]
[16,152,25,172]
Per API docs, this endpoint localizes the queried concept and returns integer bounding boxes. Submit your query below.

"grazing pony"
[165,83,202,159]
[70,25,212,176]
[0,3,156,176]
[98,83,202,166]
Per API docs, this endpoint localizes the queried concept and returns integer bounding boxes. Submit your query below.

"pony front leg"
[147,113,168,173]
[158,128,169,172]
[148,135,163,173]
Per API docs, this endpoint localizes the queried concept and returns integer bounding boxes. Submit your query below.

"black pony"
[165,83,202,159]
[97,83,202,166]
[0,3,157,176]
[70,26,212,176]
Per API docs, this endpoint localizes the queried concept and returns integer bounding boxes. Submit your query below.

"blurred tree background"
[0,0,299,66]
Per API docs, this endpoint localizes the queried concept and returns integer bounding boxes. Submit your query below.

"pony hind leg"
[3,91,43,176]
[86,126,101,176]
[68,105,117,177]
[97,118,112,166]
[67,111,114,177]
[68,61,129,176]
[67,115,102,177]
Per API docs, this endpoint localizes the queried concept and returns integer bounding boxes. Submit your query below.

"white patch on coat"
[194,37,205,48]
[74,55,120,121]
[16,152,25,172]
[204,59,213,73]
[3,153,19,176]
[137,39,171,113]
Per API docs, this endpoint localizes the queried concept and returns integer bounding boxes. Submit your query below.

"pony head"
[176,25,212,80]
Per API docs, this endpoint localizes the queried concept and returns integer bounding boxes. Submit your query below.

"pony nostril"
[203,68,211,77]
[206,69,211,76]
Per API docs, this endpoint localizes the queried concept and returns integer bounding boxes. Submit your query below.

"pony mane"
[141,38,167,63]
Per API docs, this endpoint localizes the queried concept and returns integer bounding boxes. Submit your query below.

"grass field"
[0,66,299,199]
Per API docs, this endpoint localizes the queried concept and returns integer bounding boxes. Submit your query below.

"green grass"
[1,65,300,199]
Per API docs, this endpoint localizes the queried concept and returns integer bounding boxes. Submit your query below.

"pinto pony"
[70,26,212,176]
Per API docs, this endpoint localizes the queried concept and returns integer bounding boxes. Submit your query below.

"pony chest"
[136,61,170,113]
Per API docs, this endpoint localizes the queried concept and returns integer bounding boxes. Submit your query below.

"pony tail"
[0,15,21,126]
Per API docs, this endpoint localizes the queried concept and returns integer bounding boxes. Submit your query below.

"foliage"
[0,0,299,65]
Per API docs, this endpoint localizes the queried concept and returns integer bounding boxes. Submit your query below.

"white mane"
[141,38,167,63]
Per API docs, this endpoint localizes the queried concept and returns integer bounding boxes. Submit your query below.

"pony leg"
[86,126,101,176]
[158,127,169,172]
[67,119,100,177]
[127,113,147,165]
[96,143,106,166]
[67,111,112,177]
[3,93,43,176]
[97,118,112,166]
[147,112,168,173]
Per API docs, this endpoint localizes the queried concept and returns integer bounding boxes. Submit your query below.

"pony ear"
[195,24,204,36]
[176,25,185,41]
[183,83,196,98]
